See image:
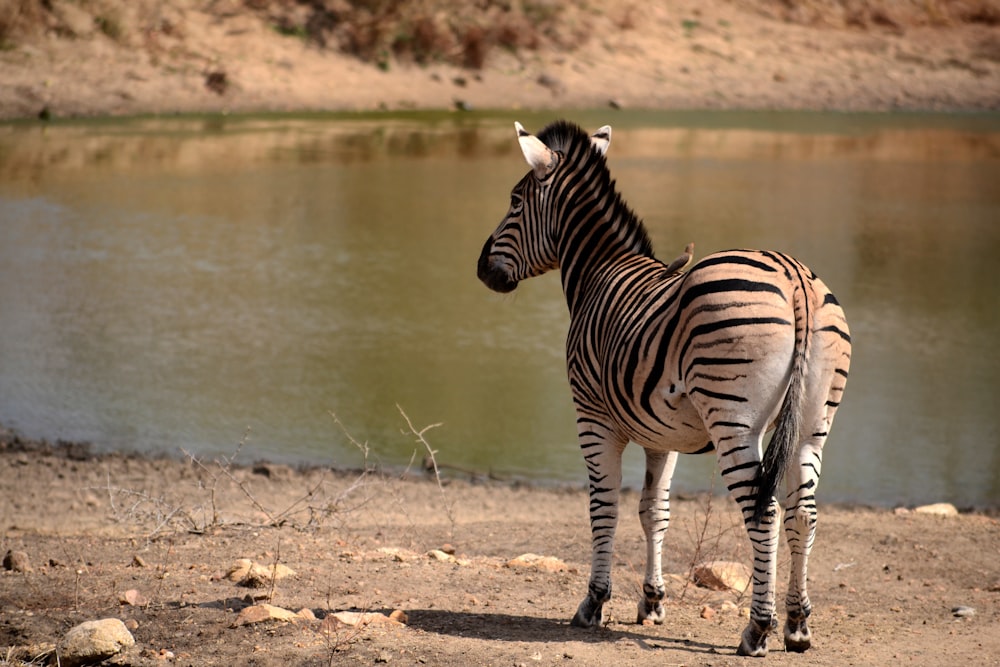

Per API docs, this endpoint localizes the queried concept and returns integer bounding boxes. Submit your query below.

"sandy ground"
[2,434,999,666]
[1,0,998,120]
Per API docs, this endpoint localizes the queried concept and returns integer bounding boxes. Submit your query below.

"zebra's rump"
[571,248,848,450]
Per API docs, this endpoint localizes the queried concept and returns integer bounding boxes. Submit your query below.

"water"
[1,111,998,508]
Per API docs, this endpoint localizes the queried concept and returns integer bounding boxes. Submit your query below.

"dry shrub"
[0,0,48,45]
[753,0,1000,28]
[244,0,590,69]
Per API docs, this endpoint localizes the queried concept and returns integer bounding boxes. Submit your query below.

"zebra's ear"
[515,122,559,179]
[590,125,612,155]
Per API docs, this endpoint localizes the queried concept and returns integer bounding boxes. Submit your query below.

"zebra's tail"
[752,283,809,525]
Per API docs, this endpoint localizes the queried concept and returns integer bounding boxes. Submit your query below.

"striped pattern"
[477,121,851,656]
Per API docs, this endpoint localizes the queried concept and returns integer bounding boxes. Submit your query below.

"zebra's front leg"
[570,425,626,629]
[718,434,780,657]
[636,449,678,625]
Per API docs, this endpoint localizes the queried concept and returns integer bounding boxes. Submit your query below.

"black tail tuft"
[752,360,803,525]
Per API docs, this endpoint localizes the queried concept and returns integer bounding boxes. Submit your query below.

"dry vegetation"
[2,0,998,117]
[1,0,997,70]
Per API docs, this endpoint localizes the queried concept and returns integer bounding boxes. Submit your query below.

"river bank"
[1,0,998,120]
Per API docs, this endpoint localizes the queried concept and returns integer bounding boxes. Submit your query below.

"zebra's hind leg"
[716,432,780,657]
[783,436,825,652]
[636,450,678,625]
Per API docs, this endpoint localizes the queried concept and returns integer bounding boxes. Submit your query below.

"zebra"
[476,120,851,657]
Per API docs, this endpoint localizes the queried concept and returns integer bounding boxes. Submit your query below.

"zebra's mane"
[536,120,655,259]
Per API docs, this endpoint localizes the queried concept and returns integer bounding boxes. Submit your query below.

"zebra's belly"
[613,387,710,454]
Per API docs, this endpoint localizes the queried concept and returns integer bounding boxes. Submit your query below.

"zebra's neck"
[555,162,654,312]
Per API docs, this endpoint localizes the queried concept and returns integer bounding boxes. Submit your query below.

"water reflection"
[0,112,998,508]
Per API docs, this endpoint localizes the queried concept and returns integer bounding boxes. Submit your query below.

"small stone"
[915,503,959,516]
[440,543,456,555]
[59,618,135,667]
[3,550,31,573]
[226,558,253,581]
[297,608,316,620]
[131,555,147,568]
[124,619,139,631]
[720,600,739,613]
[389,609,408,624]
[120,589,149,607]
[700,605,716,620]
[952,606,976,618]
[427,549,455,562]
[228,559,296,587]
[330,611,403,627]
[232,604,300,627]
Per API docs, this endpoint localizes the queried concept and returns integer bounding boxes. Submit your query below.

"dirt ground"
[1,0,999,120]
[2,433,998,667]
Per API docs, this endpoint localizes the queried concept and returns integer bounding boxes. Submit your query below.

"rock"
[227,559,296,587]
[329,611,405,627]
[389,609,408,624]
[120,589,149,607]
[232,604,300,627]
[227,558,253,580]
[426,550,470,566]
[691,561,751,593]
[720,600,739,613]
[58,618,135,667]
[952,605,976,618]
[914,503,959,516]
[700,605,716,620]
[505,553,575,573]
[297,608,316,621]
[3,550,31,573]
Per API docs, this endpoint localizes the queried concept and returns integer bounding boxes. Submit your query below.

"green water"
[1,111,998,507]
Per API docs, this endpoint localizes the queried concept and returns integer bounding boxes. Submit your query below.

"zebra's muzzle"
[477,239,518,293]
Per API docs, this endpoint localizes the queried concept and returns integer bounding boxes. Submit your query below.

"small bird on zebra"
[477,120,851,657]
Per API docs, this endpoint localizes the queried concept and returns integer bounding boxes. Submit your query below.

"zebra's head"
[477,121,612,293]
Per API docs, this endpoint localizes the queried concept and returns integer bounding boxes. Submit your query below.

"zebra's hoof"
[784,617,812,652]
[636,598,665,625]
[736,616,776,657]
[571,596,606,628]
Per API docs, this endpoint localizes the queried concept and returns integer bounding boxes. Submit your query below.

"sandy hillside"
[1,0,998,120]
